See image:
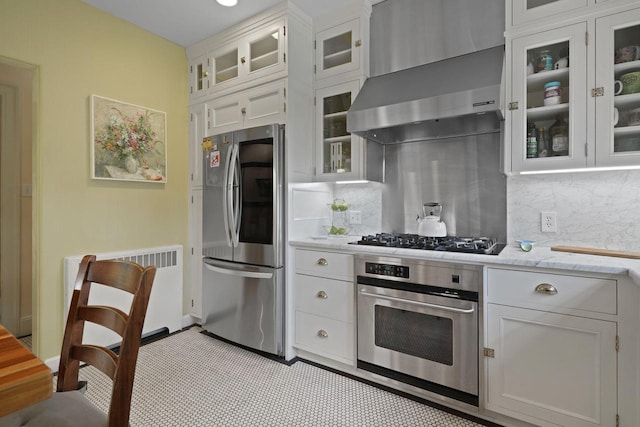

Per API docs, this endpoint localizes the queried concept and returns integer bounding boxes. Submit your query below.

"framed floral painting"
[90,95,167,183]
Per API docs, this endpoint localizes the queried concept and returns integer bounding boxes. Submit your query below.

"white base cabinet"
[486,304,617,427]
[485,267,619,427]
[293,249,355,365]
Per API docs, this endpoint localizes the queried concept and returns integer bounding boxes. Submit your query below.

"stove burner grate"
[352,233,502,255]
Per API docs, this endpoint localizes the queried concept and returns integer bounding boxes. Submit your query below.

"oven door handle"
[358,289,475,314]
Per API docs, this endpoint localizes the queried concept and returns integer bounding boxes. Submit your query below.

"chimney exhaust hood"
[346,0,506,144]
[347,45,504,144]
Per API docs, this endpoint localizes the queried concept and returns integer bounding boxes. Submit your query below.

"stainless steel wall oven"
[356,255,481,406]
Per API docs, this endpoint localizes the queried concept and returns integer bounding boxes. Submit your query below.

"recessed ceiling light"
[216,0,238,6]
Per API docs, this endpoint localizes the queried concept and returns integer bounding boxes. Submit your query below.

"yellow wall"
[0,0,189,359]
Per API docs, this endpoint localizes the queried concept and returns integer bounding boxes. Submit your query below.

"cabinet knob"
[241,56,246,64]
[316,290,328,299]
[316,258,328,266]
[317,330,328,338]
[203,71,209,77]
[355,39,362,47]
[535,283,558,295]
[241,107,246,114]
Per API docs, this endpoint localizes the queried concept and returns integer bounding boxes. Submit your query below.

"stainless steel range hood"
[346,0,505,144]
[347,46,504,144]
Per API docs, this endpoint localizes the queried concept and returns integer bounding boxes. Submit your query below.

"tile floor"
[59,327,493,426]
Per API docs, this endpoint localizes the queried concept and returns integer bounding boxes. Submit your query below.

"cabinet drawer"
[295,311,353,362]
[295,249,353,281]
[295,274,353,323]
[487,268,617,315]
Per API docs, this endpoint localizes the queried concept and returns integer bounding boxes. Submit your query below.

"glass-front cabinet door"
[510,0,588,27]
[315,19,362,81]
[189,54,212,100]
[244,20,286,81]
[315,80,362,181]
[595,8,640,167]
[212,46,239,90]
[510,22,588,172]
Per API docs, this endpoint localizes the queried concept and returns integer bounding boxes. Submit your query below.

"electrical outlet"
[541,211,557,233]
[349,210,362,224]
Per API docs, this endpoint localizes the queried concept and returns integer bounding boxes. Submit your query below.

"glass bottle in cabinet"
[315,80,362,180]
[510,22,587,172]
[595,9,640,166]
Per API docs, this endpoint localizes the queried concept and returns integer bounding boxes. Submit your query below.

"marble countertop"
[290,237,640,285]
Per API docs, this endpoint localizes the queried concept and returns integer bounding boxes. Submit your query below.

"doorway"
[0,58,36,345]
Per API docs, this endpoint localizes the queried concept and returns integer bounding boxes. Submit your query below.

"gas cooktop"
[349,233,505,255]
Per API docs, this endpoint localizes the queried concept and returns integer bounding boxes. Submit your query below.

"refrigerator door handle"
[222,145,237,248]
[204,262,274,280]
[230,144,241,247]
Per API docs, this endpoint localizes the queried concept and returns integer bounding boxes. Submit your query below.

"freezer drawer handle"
[358,289,475,314]
[317,330,328,338]
[316,290,328,299]
[204,263,273,279]
[316,258,328,266]
[535,283,558,295]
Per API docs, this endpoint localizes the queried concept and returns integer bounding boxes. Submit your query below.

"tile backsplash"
[293,170,640,251]
[508,169,640,251]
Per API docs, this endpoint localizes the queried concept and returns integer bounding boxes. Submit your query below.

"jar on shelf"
[536,50,554,73]
[543,81,562,106]
[549,115,569,157]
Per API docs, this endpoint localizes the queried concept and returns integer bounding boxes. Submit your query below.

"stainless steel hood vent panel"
[347,46,504,144]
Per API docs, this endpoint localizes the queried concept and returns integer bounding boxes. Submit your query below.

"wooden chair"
[0,255,156,427]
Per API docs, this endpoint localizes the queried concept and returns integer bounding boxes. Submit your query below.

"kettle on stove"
[417,202,447,237]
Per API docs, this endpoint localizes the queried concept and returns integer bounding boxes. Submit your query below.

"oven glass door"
[357,283,478,396]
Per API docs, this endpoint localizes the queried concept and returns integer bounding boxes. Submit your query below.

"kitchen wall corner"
[508,169,640,251]
[334,182,383,236]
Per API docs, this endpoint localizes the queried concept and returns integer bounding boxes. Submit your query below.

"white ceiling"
[80,0,367,47]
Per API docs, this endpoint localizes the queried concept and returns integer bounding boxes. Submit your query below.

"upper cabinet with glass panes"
[314,1,371,83]
[187,15,287,102]
[505,0,640,173]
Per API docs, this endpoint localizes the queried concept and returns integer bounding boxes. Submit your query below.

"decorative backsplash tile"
[508,170,640,251]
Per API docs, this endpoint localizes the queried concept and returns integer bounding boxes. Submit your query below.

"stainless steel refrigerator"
[201,123,285,356]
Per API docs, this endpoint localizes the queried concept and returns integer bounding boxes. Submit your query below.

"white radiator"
[63,245,183,348]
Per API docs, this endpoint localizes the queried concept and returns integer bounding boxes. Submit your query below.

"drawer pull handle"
[316,290,328,299]
[317,258,328,266]
[317,330,328,338]
[535,283,558,295]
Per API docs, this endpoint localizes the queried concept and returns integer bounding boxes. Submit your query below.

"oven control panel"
[365,262,409,278]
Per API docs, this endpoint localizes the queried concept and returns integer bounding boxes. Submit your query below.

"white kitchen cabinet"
[189,189,203,319]
[485,267,618,427]
[294,249,355,364]
[314,79,365,181]
[509,23,588,172]
[506,2,640,172]
[188,54,212,100]
[188,16,286,102]
[206,79,286,136]
[313,1,370,83]
[594,8,640,166]
[315,19,364,81]
[508,0,589,28]
[189,103,206,189]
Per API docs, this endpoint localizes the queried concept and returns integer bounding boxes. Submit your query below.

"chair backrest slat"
[57,255,156,427]
[69,344,118,379]
[77,305,128,337]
